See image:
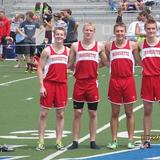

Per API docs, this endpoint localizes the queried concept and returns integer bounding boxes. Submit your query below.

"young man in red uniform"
[139,18,160,148]
[36,27,70,151]
[105,22,140,149]
[0,8,13,60]
[68,22,107,150]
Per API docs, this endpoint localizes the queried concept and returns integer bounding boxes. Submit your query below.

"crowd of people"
[109,0,155,12]
[0,0,160,153]
[0,2,78,73]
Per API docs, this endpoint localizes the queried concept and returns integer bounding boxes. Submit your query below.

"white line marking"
[43,104,144,160]
[0,73,74,87]
[3,75,9,78]
[0,76,37,86]
[25,97,34,101]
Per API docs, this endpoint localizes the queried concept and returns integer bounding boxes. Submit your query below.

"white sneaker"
[14,64,20,68]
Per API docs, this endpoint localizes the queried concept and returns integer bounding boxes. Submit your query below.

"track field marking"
[43,104,144,160]
[0,76,37,86]
[25,97,34,101]
[0,73,107,87]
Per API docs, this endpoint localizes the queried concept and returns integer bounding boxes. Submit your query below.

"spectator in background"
[120,0,129,11]
[127,15,141,41]
[17,11,43,73]
[108,0,118,11]
[10,14,25,42]
[42,10,53,44]
[135,10,149,43]
[0,7,13,60]
[42,2,52,15]
[53,12,68,43]
[12,14,25,68]
[143,0,155,10]
[61,8,79,48]
[33,2,42,24]
[33,2,42,14]
[53,12,67,31]
[116,8,123,23]
[134,0,144,10]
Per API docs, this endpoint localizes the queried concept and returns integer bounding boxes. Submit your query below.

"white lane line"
[25,97,34,101]
[43,104,144,160]
[0,76,37,86]
[0,72,75,87]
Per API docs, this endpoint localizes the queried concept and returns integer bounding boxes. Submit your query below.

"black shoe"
[68,141,78,150]
[143,140,151,149]
[0,145,14,152]
[90,141,100,149]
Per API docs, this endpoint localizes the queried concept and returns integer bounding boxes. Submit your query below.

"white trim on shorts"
[108,99,137,106]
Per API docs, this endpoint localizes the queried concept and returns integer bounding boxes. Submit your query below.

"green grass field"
[0,60,160,160]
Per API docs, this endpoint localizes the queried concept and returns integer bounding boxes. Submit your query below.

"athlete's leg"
[143,101,153,139]
[124,103,135,141]
[88,102,98,142]
[38,107,49,142]
[68,101,84,150]
[55,108,65,143]
[110,103,120,141]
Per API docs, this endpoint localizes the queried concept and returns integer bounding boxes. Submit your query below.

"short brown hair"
[114,22,127,33]
[53,27,66,36]
[61,8,72,15]
[145,17,157,29]
[26,11,34,19]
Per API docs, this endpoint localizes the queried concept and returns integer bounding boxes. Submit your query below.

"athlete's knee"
[89,110,97,120]
[144,109,152,117]
[125,110,134,118]
[74,109,83,119]
[40,111,48,119]
[56,111,64,120]
[112,110,120,118]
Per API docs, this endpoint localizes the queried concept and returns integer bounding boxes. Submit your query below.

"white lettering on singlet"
[76,51,99,63]
[47,54,68,64]
[141,47,160,60]
[43,54,68,77]
[110,49,134,62]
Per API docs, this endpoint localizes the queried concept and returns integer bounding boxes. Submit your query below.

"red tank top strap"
[49,45,55,55]
[78,41,98,51]
[143,39,148,48]
[63,46,67,56]
[125,40,131,49]
[111,40,131,50]
[49,45,67,55]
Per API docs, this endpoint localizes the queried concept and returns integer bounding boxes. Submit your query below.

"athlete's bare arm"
[131,41,141,66]
[66,47,70,56]
[68,42,77,70]
[98,42,107,68]
[105,42,111,68]
[37,47,49,97]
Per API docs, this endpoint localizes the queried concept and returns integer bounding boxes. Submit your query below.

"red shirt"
[0,16,11,42]
[43,45,68,83]
[74,41,99,80]
[141,39,160,76]
[110,40,134,78]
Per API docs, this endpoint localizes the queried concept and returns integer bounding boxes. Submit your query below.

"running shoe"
[128,140,135,149]
[36,141,45,151]
[56,141,65,151]
[107,140,118,149]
